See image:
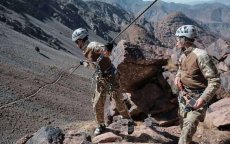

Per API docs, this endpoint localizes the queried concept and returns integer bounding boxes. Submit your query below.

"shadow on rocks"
[149,125,179,143]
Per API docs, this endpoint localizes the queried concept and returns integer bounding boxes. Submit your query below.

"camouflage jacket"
[176,46,220,102]
[82,41,111,72]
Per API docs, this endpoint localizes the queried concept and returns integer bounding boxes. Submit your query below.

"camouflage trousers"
[92,74,131,125]
[178,90,207,144]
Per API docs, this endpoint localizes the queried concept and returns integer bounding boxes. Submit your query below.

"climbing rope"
[111,0,158,43]
[0,64,81,110]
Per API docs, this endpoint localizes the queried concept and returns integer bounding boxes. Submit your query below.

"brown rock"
[205,98,230,130]
[110,40,175,117]
[206,38,230,60]
[63,131,92,144]
[111,40,169,91]
[217,62,229,73]
[130,83,176,115]
[220,73,230,92]
[92,132,122,143]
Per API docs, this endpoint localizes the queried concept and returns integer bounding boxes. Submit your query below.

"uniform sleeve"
[89,42,105,53]
[198,54,220,102]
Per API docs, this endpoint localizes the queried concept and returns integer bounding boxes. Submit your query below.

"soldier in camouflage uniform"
[72,28,134,135]
[174,25,220,144]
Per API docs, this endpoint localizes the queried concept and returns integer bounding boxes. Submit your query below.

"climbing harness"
[178,88,209,112]
[110,0,158,43]
[90,54,104,89]
[83,54,116,91]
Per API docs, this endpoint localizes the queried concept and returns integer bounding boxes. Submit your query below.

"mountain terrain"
[153,12,217,48]
[0,0,229,143]
[213,0,230,6]
[86,0,230,40]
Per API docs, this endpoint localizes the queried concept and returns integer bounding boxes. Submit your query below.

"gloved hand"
[105,42,114,52]
[80,59,84,65]
[80,59,89,67]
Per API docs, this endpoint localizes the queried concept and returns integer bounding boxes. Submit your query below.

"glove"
[105,42,114,52]
[80,59,89,67]
[80,59,84,65]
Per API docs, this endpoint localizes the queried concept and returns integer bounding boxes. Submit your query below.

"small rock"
[197,135,202,138]
[92,132,122,143]
[64,131,92,144]
[35,47,40,53]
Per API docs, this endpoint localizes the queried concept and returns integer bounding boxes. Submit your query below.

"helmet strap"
[181,37,194,48]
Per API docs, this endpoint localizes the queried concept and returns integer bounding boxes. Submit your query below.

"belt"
[184,87,204,94]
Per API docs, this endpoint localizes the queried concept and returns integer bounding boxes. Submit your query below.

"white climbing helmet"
[72,28,88,42]
[175,25,197,39]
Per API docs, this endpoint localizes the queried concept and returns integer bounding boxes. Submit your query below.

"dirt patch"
[0,62,95,143]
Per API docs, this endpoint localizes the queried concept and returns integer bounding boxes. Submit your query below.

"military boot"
[128,119,134,134]
[94,124,106,135]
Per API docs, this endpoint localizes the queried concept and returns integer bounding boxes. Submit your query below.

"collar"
[182,45,196,56]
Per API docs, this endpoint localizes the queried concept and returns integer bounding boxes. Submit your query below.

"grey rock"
[26,126,64,144]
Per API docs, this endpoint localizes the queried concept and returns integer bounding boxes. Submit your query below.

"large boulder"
[110,41,176,118]
[111,40,170,91]
[200,98,230,143]
[204,98,230,130]
[26,126,64,144]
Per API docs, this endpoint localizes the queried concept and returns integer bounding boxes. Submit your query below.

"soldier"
[72,28,134,135]
[174,25,220,144]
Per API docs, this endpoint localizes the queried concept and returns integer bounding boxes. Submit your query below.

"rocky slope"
[0,21,95,143]
[0,0,230,143]
[16,41,230,144]
[0,0,95,143]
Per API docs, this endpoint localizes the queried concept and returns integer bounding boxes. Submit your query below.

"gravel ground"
[0,19,95,143]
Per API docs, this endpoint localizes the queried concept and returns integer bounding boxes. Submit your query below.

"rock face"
[110,40,177,117]
[111,40,169,91]
[206,38,230,61]
[206,38,230,94]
